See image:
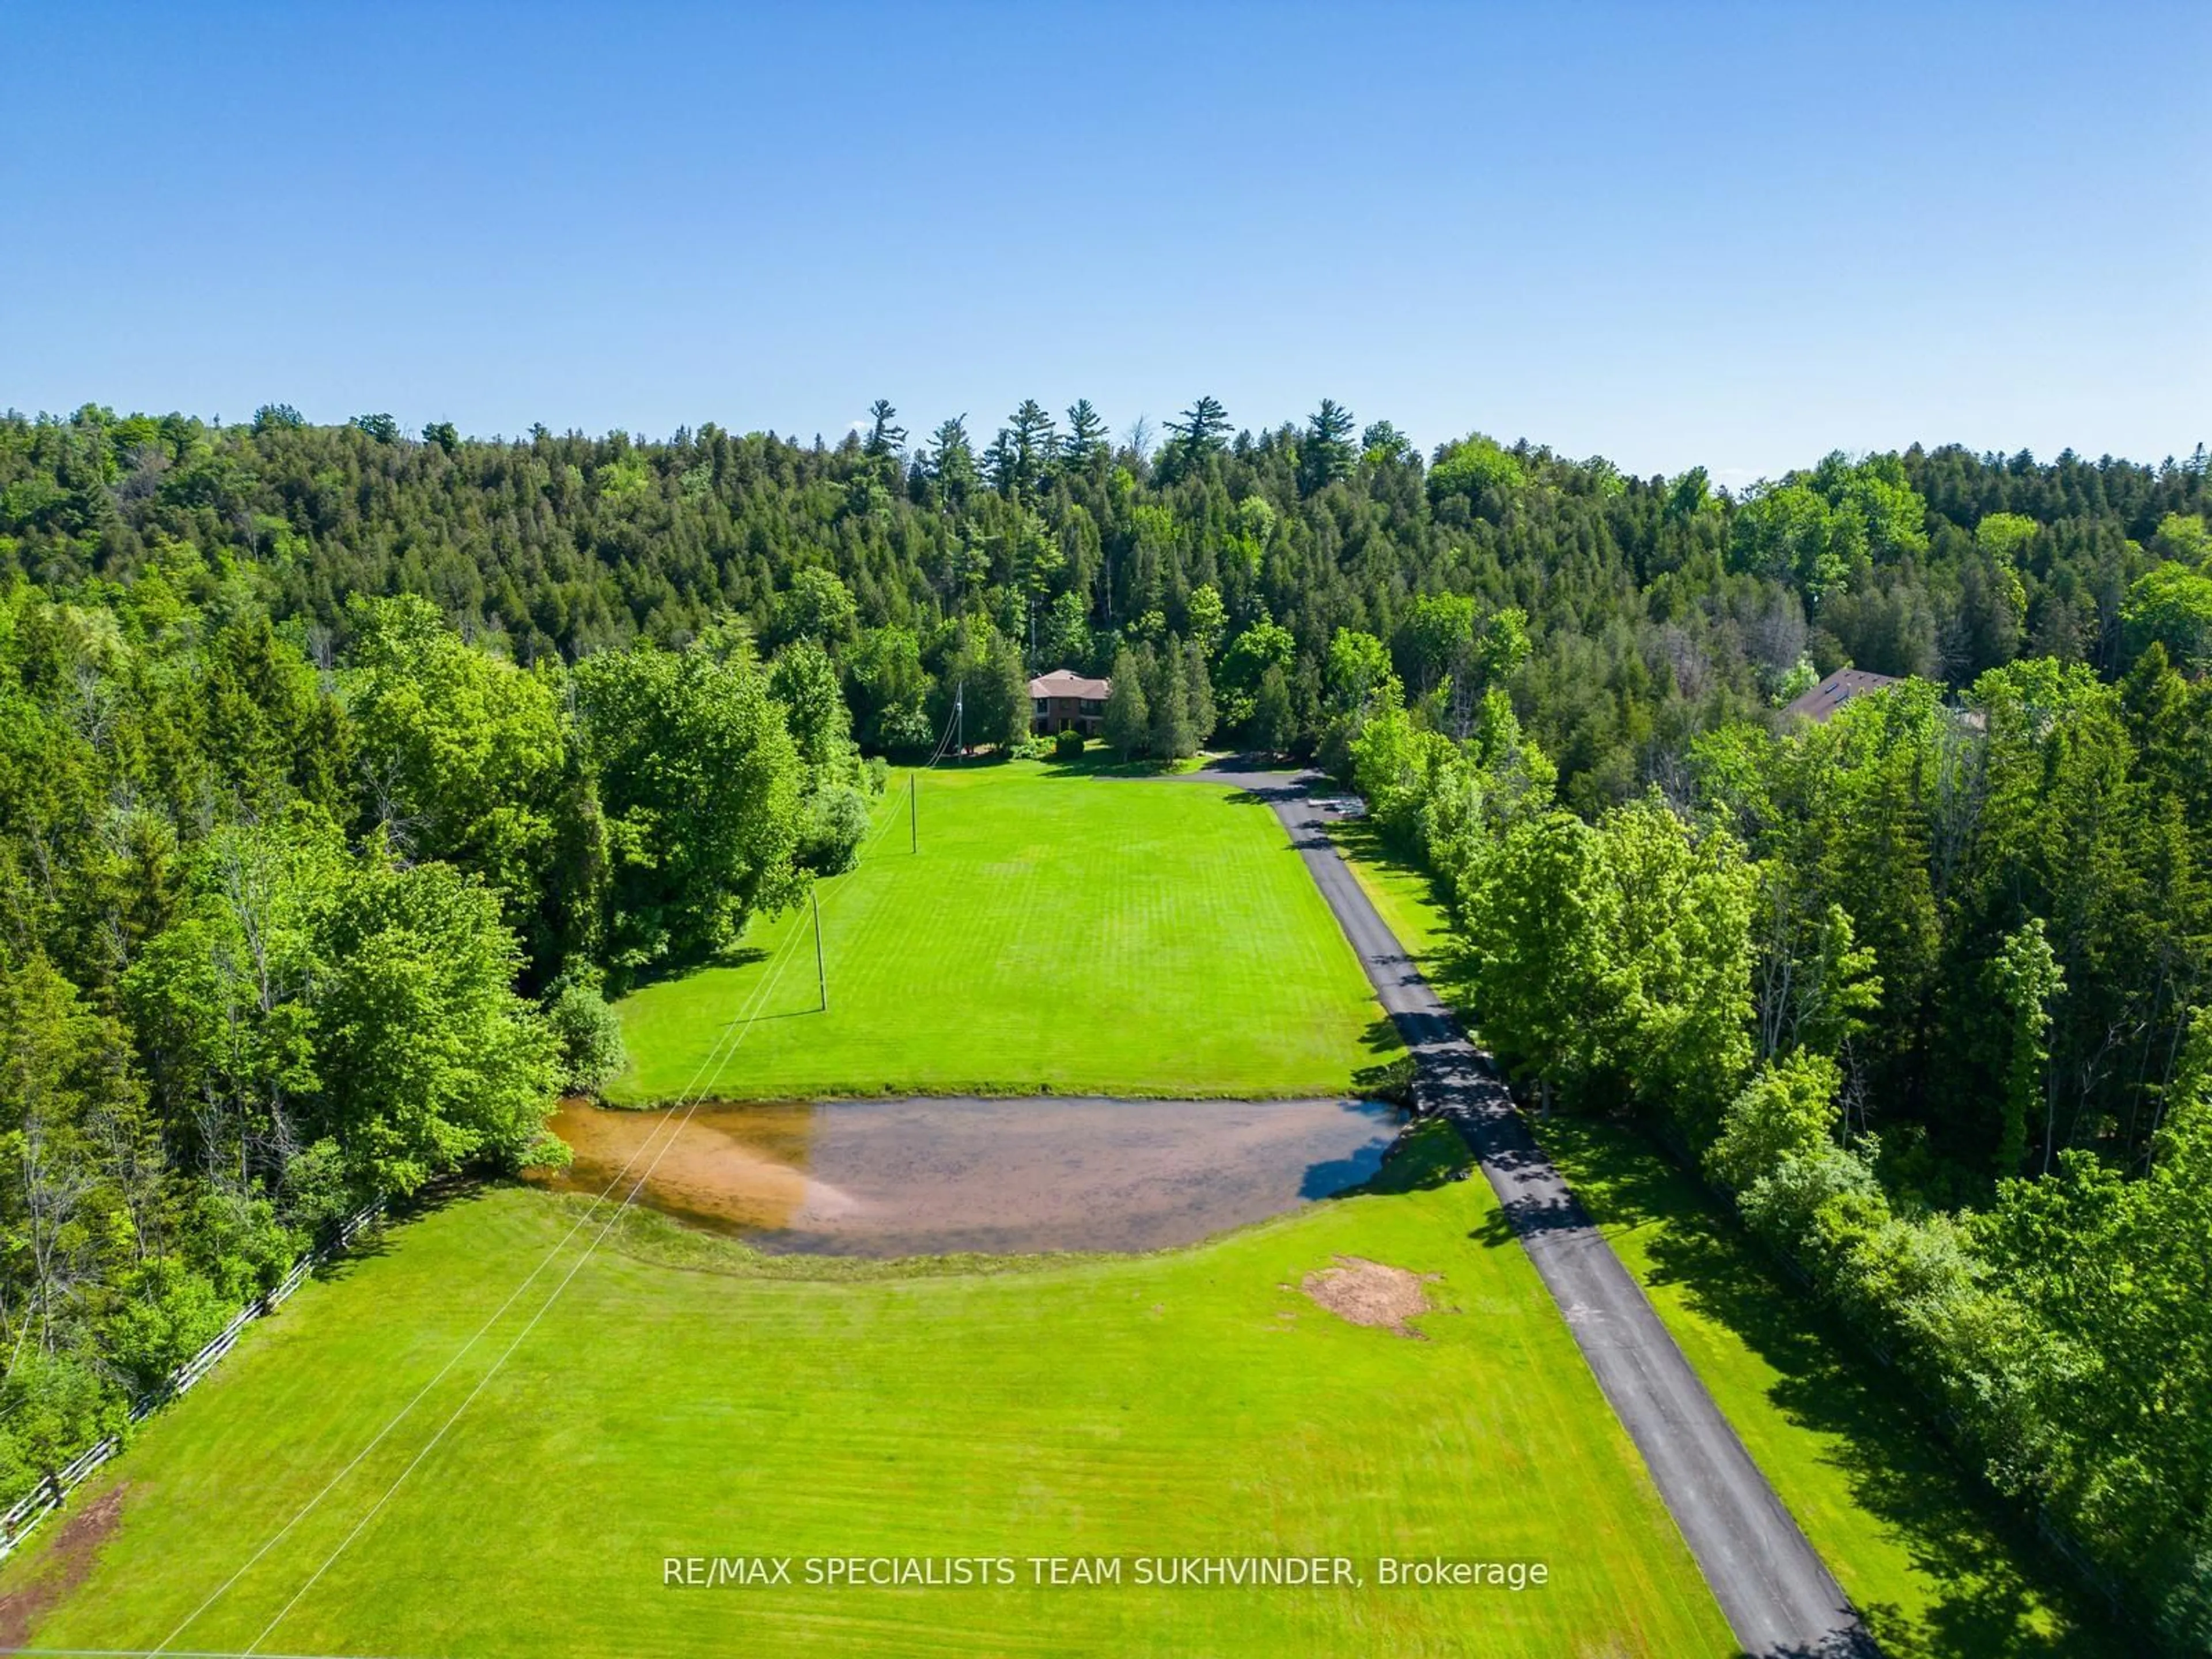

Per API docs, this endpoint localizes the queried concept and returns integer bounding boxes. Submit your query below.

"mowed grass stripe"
[609,763,1391,1103]
[0,772,1738,1657]
[17,1151,1733,1657]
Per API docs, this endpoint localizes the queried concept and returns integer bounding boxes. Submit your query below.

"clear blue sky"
[4,2,2206,482]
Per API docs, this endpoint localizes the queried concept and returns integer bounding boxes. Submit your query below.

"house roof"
[1028,668,1112,701]
[1781,667,1905,724]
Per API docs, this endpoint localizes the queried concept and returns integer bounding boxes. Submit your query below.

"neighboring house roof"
[1781,667,1904,723]
[1028,669,1112,701]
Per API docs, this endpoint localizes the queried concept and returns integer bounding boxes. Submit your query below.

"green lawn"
[8,1136,1734,1658]
[608,760,1397,1103]
[1329,820,2128,1659]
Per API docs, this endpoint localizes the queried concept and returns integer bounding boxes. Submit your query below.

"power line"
[157,916,810,1654]
[236,798,915,1652]
[163,789,911,1654]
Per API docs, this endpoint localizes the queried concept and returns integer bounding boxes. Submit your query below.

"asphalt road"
[1217,767,1874,1659]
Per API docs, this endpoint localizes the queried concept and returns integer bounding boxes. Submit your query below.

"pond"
[530,1095,1405,1257]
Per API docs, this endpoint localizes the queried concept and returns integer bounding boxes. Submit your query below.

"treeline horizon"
[29,398,2196,497]
[9,395,2209,794]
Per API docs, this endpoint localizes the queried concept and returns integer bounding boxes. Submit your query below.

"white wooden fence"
[0,1199,382,1560]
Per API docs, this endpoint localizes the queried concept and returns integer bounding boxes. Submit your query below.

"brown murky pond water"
[529,1096,1404,1257]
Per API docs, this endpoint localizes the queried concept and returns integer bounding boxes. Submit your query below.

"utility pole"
[908,771,917,853]
[955,679,964,757]
[812,887,827,1012]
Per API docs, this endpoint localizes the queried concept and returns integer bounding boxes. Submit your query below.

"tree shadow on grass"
[705,944,773,972]
[1324,821,1486,1001]
[1348,1009,1419,1103]
[902,749,1011,771]
[306,1175,485,1281]
[721,1004,819,1029]
[1037,750,1200,780]
[1537,1116,2131,1659]
[619,944,771,996]
[1356,1013,1406,1055]
[1414,933,1483,1014]
[1324,812,1393,862]
[306,1237,393,1281]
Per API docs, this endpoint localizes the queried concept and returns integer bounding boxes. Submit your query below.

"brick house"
[1028,668,1112,736]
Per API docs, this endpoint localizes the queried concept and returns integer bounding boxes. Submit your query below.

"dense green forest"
[1,399,2208,1642]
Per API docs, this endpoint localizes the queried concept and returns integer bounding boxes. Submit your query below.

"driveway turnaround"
[1229,768,1874,1659]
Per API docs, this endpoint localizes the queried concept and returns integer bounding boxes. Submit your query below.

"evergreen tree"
[1251,664,1295,754]
[1061,399,1109,467]
[1160,394,1230,478]
[1298,398,1356,495]
[1183,637,1216,746]
[1007,399,1056,495]
[1989,918,2063,1176]
[1147,645,1196,759]
[923,415,975,499]
[1103,647,1149,757]
[930,622,1028,751]
[863,399,906,458]
[981,427,1018,495]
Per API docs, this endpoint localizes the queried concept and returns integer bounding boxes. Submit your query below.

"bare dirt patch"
[1300,1255,1442,1337]
[534,1096,1402,1256]
[0,1482,127,1650]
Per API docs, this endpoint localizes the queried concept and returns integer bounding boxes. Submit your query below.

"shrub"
[105,1258,230,1393]
[0,1352,127,1498]
[873,702,935,755]
[544,974,628,1095]
[798,784,872,874]
[1053,728,1085,759]
[1706,1052,1840,1192]
[1737,1140,1884,1279]
[278,1137,359,1233]
[1353,1052,1418,1105]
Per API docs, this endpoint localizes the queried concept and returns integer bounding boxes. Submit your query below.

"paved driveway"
[1166,763,1874,1659]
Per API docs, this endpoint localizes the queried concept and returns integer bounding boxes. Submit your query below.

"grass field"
[608,760,1396,1103]
[4,1132,1736,1658]
[1329,820,2128,1659]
